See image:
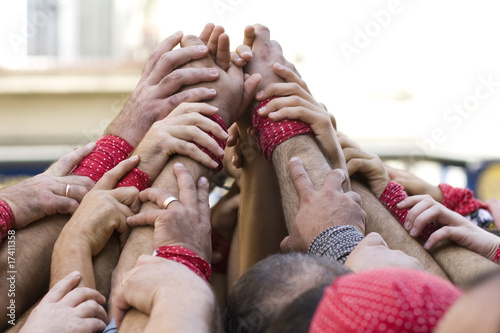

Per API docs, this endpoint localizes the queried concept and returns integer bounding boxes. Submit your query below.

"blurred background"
[0,0,499,200]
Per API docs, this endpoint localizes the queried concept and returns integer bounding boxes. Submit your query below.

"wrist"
[430,185,444,202]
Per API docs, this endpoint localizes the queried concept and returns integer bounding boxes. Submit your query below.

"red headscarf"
[309,268,462,333]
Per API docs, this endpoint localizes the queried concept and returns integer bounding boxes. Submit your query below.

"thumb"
[280,236,294,253]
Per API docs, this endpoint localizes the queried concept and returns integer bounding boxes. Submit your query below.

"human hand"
[127,162,212,261]
[338,132,390,198]
[280,157,366,253]
[113,255,214,330]
[105,31,221,147]
[60,156,141,256]
[1,142,96,229]
[180,33,261,126]
[132,102,229,180]
[397,195,500,260]
[385,164,443,202]
[344,232,424,272]
[199,23,231,71]
[486,198,500,229]
[20,271,107,333]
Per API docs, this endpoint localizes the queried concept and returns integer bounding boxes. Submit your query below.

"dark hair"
[224,253,350,333]
[265,284,327,333]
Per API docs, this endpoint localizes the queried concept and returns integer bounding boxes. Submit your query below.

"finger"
[243,25,256,47]
[411,205,442,237]
[197,176,210,220]
[238,72,262,113]
[55,183,89,203]
[396,194,431,210]
[343,147,378,165]
[144,31,183,77]
[75,299,108,323]
[110,187,140,210]
[127,210,162,228]
[174,162,198,207]
[337,131,361,149]
[272,63,310,93]
[226,124,240,147]
[424,226,457,250]
[167,137,218,169]
[157,87,217,119]
[154,67,219,99]
[267,106,326,125]
[345,190,363,206]
[288,157,313,200]
[280,236,294,253]
[258,95,318,118]
[207,25,224,57]
[46,142,96,176]
[323,169,347,192]
[216,33,231,71]
[404,196,435,232]
[167,102,219,118]
[62,287,106,308]
[43,271,81,303]
[236,44,253,62]
[138,187,174,206]
[363,232,389,247]
[61,175,95,192]
[112,289,129,329]
[94,156,140,190]
[164,112,228,142]
[49,196,80,215]
[231,51,247,67]
[199,22,215,44]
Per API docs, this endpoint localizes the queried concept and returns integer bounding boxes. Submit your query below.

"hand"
[113,255,213,330]
[132,102,229,179]
[344,232,424,272]
[105,31,221,147]
[180,33,261,126]
[127,162,212,261]
[280,157,367,253]
[20,271,107,333]
[199,23,231,71]
[0,143,95,229]
[397,195,500,260]
[253,63,348,190]
[338,132,390,198]
[385,164,443,202]
[486,198,500,229]
[230,25,256,67]
[60,156,141,256]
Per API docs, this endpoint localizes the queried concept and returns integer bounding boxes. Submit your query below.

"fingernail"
[174,162,184,168]
[232,155,236,163]
[404,221,411,230]
[410,228,417,236]
[199,177,208,186]
[218,147,225,156]
[222,132,229,139]
[290,157,300,163]
[397,200,406,207]
[210,105,219,111]
[424,241,430,250]
[86,142,96,148]
[211,160,219,168]
[258,106,266,114]
[275,63,283,69]
[209,89,216,95]
[198,45,208,52]
[70,271,81,278]
[209,68,218,76]
[129,155,139,161]
[242,51,252,57]
[174,30,182,36]
[256,90,264,98]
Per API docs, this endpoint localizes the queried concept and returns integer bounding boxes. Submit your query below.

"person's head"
[435,268,500,333]
[265,284,328,333]
[309,267,462,333]
[224,253,350,333]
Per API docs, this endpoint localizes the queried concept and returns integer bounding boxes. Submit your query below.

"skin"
[19,271,107,333]
[385,164,444,202]
[345,232,424,272]
[112,27,260,332]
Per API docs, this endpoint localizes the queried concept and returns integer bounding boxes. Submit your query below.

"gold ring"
[162,196,178,209]
[65,184,71,198]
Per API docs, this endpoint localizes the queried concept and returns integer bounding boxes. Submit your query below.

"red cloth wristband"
[0,199,14,242]
[116,168,151,191]
[154,246,212,282]
[252,97,313,161]
[71,135,134,183]
[439,183,487,216]
[196,114,227,173]
[380,181,437,242]
[494,244,500,264]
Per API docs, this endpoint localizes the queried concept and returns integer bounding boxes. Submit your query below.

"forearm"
[0,214,68,329]
[51,234,94,289]
[272,134,332,230]
[238,147,287,274]
[351,181,449,280]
